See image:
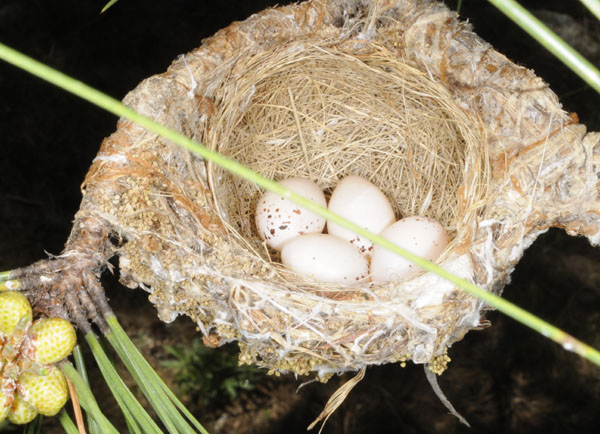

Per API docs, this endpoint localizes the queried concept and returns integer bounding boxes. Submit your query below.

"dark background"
[1,1,599,433]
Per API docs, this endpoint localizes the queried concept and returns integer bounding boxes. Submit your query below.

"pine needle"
[104,315,208,434]
[73,346,101,434]
[84,333,163,434]
[59,410,83,434]
[60,363,120,434]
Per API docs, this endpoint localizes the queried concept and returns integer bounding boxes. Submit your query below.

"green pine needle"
[84,333,163,434]
[107,315,208,434]
[73,345,101,434]
[60,363,120,434]
[101,0,120,14]
[580,0,600,21]
[103,329,184,434]
[58,411,79,434]
[72,346,90,385]
[489,0,600,94]
[104,315,208,434]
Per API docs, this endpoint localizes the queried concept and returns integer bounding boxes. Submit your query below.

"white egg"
[255,177,327,250]
[327,175,395,256]
[370,216,449,283]
[281,234,369,286]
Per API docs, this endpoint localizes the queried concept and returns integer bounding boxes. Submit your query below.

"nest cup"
[208,44,488,261]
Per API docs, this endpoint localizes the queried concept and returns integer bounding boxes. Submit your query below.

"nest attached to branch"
[16,0,600,383]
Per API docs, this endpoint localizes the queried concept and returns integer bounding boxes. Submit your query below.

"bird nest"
[15,0,600,382]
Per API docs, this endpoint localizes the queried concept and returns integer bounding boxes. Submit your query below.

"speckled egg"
[255,177,327,250]
[327,175,395,257]
[370,216,449,283]
[281,234,369,286]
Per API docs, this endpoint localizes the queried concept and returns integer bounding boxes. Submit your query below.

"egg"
[281,234,369,286]
[327,175,395,256]
[255,177,327,250]
[370,216,449,283]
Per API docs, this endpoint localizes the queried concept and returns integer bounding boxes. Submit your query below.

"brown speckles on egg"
[255,177,327,249]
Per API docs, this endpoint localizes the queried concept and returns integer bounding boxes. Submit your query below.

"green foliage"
[162,340,265,410]
[101,0,120,13]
